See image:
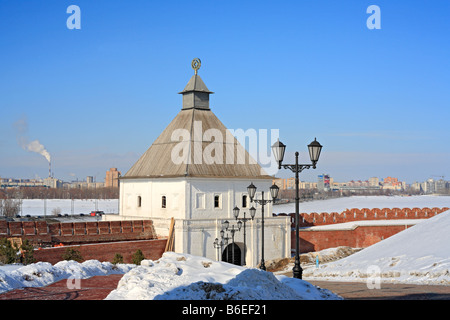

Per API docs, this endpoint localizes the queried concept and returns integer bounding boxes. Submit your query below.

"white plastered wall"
[110,177,290,267]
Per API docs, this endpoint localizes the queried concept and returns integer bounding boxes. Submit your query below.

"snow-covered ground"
[105,253,340,300]
[0,260,135,294]
[274,195,450,214]
[1,195,449,299]
[0,253,341,300]
[293,208,450,285]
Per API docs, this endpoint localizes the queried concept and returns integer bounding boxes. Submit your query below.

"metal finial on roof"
[191,58,201,75]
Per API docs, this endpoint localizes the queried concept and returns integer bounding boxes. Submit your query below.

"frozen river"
[10,195,450,217]
[16,199,119,216]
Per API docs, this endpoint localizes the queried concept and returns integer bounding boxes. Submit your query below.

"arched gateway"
[221,243,242,265]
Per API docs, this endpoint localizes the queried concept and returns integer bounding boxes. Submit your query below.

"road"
[0,274,123,300]
[307,280,450,300]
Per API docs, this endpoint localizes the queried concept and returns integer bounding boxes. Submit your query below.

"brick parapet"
[276,207,449,228]
[0,220,157,246]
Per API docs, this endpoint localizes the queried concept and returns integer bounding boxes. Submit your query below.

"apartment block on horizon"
[105,168,121,188]
[382,176,403,190]
[411,178,449,194]
[272,177,317,190]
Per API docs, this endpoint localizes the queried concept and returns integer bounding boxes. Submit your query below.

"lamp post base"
[260,259,266,271]
[293,261,303,279]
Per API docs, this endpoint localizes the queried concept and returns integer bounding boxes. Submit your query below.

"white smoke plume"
[14,116,51,162]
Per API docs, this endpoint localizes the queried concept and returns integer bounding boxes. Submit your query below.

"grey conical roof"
[122,107,271,179]
[122,73,271,180]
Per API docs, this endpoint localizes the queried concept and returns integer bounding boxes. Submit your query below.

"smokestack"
[49,161,51,178]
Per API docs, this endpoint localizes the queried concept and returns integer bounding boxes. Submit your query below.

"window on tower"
[214,194,221,208]
[242,195,248,208]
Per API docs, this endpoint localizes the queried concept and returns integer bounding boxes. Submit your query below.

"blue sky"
[0,0,449,184]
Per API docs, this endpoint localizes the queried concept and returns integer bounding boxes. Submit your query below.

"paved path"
[0,274,123,300]
[308,280,450,300]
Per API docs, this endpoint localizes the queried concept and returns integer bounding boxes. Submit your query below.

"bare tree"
[51,207,62,216]
[1,198,22,217]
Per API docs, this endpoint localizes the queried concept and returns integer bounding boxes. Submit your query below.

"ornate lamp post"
[213,237,224,261]
[213,228,228,261]
[229,224,240,264]
[222,220,241,265]
[247,183,280,271]
[233,206,256,266]
[271,138,323,279]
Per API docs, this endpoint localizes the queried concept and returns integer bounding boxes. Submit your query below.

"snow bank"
[0,253,340,300]
[303,209,450,285]
[105,252,341,300]
[0,260,134,294]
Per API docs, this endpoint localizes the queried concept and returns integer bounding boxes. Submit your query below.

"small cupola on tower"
[178,58,214,110]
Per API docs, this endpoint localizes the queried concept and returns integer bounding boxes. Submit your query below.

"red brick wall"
[296,224,412,253]
[1,219,167,265]
[33,239,168,265]
[282,207,449,253]
[0,220,157,246]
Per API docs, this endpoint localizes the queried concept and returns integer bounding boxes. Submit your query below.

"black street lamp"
[247,182,279,271]
[229,224,240,264]
[213,237,224,261]
[223,220,241,265]
[213,228,229,261]
[221,221,232,262]
[271,138,323,279]
[233,206,256,266]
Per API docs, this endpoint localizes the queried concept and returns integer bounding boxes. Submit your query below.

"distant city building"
[105,168,121,188]
[300,181,318,189]
[382,176,403,190]
[410,181,422,192]
[272,178,283,189]
[317,174,331,191]
[263,175,447,195]
[272,177,317,190]
[272,177,295,190]
[412,178,449,194]
[435,179,447,193]
[43,177,63,189]
[0,178,45,188]
[369,177,379,187]
[1,172,115,190]
[67,179,104,189]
